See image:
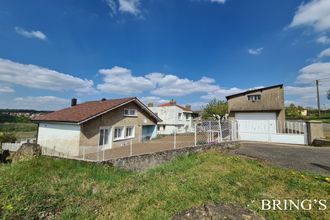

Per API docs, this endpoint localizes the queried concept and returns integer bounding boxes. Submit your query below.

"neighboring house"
[300,109,308,116]
[149,100,193,134]
[226,84,285,134]
[34,97,161,156]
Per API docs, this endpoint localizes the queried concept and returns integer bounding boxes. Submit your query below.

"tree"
[285,103,301,118]
[201,99,228,120]
[0,133,17,144]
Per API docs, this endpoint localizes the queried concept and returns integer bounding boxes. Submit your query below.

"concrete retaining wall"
[103,141,239,171]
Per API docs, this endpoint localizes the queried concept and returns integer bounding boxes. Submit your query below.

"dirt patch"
[173,203,264,220]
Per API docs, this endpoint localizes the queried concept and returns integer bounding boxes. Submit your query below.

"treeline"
[0,114,31,123]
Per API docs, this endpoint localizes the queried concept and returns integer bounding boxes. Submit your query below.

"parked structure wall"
[228,86,285,121]
[37,123,80,156]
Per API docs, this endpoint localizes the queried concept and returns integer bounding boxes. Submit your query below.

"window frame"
[99,127,110,147]
[247,94,261,102]
[125,126,135,138]
[114,127,124,140]
[124,108,137,117]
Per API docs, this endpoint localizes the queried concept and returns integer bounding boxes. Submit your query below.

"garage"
[236,112,277,133]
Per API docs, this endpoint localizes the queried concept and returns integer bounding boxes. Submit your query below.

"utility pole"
[316,80,321,117]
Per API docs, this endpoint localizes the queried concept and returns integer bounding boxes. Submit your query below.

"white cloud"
[146,73,220,97]
[97,66,154,94]
[296,62,330,84]
[97,67,226,97]
[285,61,330,108]
[317,35,330,44]
[0,85,14,93]
[248,48,263,55]
[0,58,95,94]
[289,0,330,32]
[13,96,69,110]
[318,48,330,58]
[15,27,47,41]
[104,0,117,15]
[201,87,244,100]
[118,0,141,15]
[104,0,142,16]
[140,96,168,105]
[209,0,226,4]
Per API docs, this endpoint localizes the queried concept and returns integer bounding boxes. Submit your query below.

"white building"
[149,100,193,134]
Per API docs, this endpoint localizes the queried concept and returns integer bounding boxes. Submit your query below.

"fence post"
[130,139,133,156]
[83,147,85,160]
[174,131,176,149]
[194,123,197,146]
[219,120,223,142]
[97,146,100,161]
[103,148,105,161]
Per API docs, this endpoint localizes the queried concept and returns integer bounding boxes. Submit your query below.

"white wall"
[37,123,81,156]
[150,106,193,134]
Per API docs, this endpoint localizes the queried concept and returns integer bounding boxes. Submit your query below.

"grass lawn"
[0,151,329,219]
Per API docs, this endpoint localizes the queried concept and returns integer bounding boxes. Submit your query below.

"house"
[148,100,193,134]
[226,84,285,136]
[33,97,161,156]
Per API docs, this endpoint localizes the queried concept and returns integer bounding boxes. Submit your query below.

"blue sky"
[0,0,329,110]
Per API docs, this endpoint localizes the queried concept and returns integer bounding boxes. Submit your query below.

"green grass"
[0,152,329,219]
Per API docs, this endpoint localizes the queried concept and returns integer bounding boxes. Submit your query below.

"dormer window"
[247,95,261,102]
[124,108,137,116]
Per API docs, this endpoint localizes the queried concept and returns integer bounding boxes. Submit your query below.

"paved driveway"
[230,142,330,176]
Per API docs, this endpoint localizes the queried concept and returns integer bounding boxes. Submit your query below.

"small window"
[186,114,190,121]
[99,128,109,146]
[124,108,137,116]
[178,113,182,120]
[125,126,134,138]
[114,127,123,140]
[247,95,261,101]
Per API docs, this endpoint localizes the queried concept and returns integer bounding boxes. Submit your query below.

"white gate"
[235,120,307,145]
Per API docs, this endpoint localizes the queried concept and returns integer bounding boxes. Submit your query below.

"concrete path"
[230,142,330,176]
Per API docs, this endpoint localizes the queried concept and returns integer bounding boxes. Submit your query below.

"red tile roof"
[34,97,137,123]
[159,102,192,112]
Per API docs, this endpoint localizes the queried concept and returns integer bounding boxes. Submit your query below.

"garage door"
[235,112,277,142]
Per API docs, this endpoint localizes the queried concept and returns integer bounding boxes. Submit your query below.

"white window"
[125,126,134,138]
[178,113,182,120]
[247,95,261,101]
[186,114,190,121]
[99,128,109,146]
[124,108,137,116]
[114,127,124,140]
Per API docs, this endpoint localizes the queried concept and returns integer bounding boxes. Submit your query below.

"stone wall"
[103,141,239,171]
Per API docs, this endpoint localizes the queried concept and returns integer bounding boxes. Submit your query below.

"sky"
[0,0,329,110]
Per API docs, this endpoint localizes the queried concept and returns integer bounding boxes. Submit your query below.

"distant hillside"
[0,109,52,122]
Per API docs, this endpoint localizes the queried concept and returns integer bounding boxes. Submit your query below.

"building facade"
[149,100,193,134]
[34,97,161,156]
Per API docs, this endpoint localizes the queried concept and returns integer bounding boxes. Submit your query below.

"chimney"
[71,98,77,107]
[185,105,191,110]
[170,99,176,105]
[148,102,154,107]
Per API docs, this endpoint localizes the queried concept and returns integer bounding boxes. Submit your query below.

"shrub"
[0,133,17,143]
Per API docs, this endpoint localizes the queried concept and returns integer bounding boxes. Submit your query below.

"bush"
[0,133,17,143]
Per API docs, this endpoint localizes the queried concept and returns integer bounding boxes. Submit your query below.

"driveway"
[230,142,330,176]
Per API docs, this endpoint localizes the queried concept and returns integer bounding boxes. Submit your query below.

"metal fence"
[41,120,237,162]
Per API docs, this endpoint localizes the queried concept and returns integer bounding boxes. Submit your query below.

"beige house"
[34,97,161,156]
[226,84,285,122]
